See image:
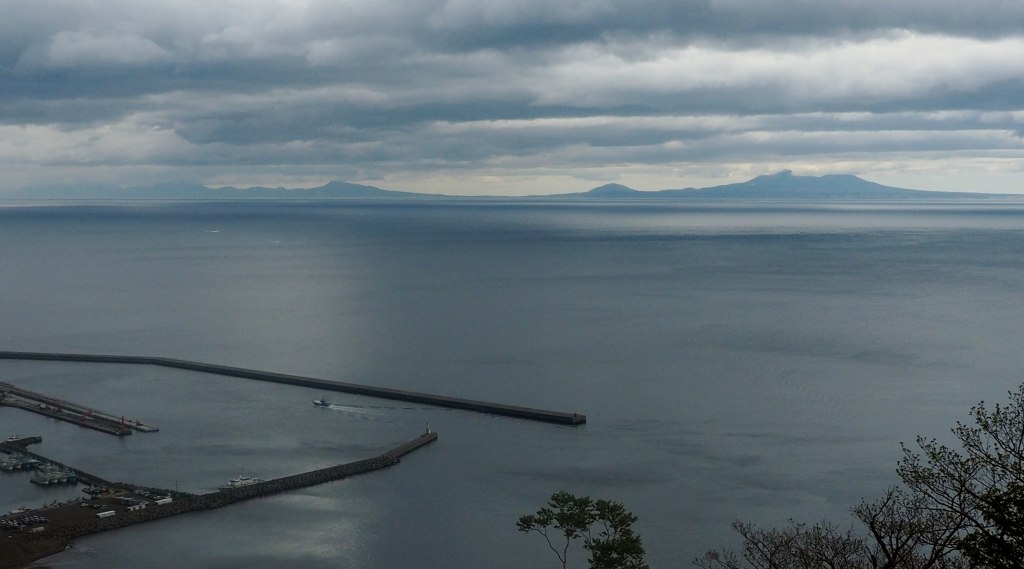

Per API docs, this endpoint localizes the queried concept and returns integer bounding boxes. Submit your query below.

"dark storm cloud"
[2,0,1024,193]
[420,0,1024,48]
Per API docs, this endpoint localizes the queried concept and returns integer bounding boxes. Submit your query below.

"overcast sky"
[2,0,1024,195]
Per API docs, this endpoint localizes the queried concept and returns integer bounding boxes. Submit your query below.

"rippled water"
[2,199,1023,568]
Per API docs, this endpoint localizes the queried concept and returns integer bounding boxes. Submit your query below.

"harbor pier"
[0,381,157,436]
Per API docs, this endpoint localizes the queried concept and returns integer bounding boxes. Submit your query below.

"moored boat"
[30,464,77,485]
[220,475,263,490]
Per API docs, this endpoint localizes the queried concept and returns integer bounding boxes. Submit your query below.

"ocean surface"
[1,199,1023,568]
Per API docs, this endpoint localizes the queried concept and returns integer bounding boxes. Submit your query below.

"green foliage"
[957,482,1024,569]
[697,384,1024,569]
[518,491,648,569]
[898,384,1024,568]
[521,387,1024,568]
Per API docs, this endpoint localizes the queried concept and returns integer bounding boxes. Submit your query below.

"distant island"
[16,170,1015,200]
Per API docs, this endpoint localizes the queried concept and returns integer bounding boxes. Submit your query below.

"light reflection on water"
[0,200,1023,568]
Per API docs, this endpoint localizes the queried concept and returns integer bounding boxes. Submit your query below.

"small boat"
[220,475,263,490]
[1,454,41,471]
[312,399,330,407]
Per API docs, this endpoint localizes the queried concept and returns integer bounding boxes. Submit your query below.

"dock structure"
[0,381,157,436]
[0,350,586,425]
[0,441,116,487]
[2,436,42,448]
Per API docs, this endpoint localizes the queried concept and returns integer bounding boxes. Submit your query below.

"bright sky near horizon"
[2,0,1024,195]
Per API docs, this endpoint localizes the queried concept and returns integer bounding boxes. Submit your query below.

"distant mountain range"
[558,170,1006,200]
[20,180,424,200]
[18,171,1013,200]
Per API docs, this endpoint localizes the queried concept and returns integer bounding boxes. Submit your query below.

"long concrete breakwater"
[0,350,586,425]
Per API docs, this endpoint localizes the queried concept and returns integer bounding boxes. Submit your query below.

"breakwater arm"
[0,432,438,569]
[0,350,586,425]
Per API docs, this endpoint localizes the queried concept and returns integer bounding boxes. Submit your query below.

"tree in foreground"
[898,385,1024,568]
[518,491,649,569]
[694,518,868,569]
[696,384,1024,568]
[957,482,1024,567]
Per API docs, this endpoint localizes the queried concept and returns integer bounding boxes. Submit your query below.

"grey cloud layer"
[2,0,1024,191]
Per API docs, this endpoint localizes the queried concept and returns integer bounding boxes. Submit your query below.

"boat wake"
[325,404,379,416]
[312,399,450,416]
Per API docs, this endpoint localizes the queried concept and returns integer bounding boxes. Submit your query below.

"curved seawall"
[0,351,586,425]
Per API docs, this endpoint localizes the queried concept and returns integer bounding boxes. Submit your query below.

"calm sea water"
[1,199,1023,568]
